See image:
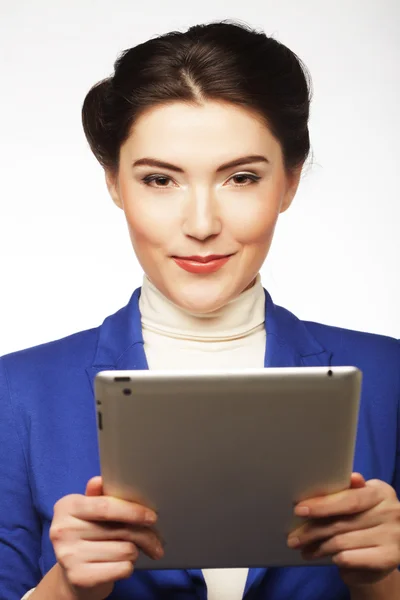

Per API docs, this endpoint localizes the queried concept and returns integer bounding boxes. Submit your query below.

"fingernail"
[145,511,157,524]
[287,536,301,548]
[295,506,310,517]
[155,543,164,558]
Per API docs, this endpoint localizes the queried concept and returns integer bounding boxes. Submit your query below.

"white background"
[1,0,399,356]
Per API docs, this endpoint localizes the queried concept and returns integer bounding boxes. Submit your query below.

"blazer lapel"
[263,289,332,369]
[85,288,149,391]
[86,285,333,598]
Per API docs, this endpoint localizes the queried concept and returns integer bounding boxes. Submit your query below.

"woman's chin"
[169,286,234,316]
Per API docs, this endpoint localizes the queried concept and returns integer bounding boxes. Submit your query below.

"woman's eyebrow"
[131,155,270,173]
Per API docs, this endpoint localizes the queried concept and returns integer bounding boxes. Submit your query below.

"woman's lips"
[172,255,232,274]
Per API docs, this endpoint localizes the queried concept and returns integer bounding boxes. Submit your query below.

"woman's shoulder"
[0,324,100,374]
[1,290,141,376]
[269,295,400,368]
[301,316,399,357]
[298,316,400,387]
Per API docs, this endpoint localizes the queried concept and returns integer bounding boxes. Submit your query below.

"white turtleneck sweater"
[21,273,266,600]
[139,274,266,600]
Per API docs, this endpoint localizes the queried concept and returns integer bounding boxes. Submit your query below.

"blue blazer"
[0,287,399,600]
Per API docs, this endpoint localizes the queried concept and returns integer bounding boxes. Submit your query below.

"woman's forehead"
[122,101,280,166]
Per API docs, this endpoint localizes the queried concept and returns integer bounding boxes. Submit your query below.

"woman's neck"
[138,274,266,342]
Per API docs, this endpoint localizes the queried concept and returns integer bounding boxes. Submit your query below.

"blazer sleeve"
[0,357,42,599]
[394,340,400,500]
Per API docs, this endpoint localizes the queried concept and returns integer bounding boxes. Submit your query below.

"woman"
[1,19,399,600]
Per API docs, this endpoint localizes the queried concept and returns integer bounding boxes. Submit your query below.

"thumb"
[85,475,104,497]
[350,472,366,489]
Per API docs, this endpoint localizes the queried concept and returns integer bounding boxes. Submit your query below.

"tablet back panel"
[94,367,361,569]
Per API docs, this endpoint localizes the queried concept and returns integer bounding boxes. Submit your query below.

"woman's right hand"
[49,476,163,600]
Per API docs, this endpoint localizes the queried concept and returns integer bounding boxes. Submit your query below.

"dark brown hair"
[82,19,313,177]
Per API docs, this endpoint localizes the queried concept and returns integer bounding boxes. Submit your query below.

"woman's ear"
[280,165,302,214]
[105,169,123,209]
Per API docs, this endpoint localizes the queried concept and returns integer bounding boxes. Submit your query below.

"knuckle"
[368,478,382,488]
[331,534,346,553]
[334,551,350,567]
[53,496,69,517]
[55,494,83,519]
[56,546,75,568]
[369,479,390,495]
[122,541,138,561]
[50,514,80,545]
[49,524,62,542]
[120,561,135,579]
[50,522,68,543]
[369,479,390,501]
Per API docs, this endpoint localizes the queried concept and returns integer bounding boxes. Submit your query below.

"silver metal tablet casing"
[94,366,362,569]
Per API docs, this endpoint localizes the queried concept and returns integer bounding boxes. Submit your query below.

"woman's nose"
[181,189,222,241]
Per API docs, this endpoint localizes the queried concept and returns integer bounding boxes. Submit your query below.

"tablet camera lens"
[123,388,132,395]
[327,370,333,377]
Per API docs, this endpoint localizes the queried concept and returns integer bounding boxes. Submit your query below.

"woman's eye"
[229,173,261,186]
[142,175,174,188]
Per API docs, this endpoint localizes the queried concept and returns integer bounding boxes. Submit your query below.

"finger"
[300,526,381,559]
[67,561,135,586]
[288,511,384,547]
[350,473,366,489]
[129,527,164,559]
[76,536,163,562]
[70,495,158,527]
[332,545,399,571]
[291,472,366,521]
[80,522,164,548]
[294,484,384,519]
[72,539,140,563]
[85,476,103,497]
[365,478,399,500]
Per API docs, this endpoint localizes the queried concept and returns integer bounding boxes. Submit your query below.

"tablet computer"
[94,366,361,569]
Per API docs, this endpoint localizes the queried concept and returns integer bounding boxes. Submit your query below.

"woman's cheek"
[125,202,176,245]
[227,202,279,244]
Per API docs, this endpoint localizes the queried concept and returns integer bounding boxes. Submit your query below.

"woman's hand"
[287,473,400,588]
[50,476,163,600]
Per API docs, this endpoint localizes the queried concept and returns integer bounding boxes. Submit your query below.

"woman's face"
[106,100,301,313]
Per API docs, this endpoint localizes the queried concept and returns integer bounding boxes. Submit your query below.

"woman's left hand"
[287,473,400,587]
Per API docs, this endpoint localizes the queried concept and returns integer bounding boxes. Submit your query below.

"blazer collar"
[86,285,332,389]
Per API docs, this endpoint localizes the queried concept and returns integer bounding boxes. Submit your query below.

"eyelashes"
[141,172,262,189]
